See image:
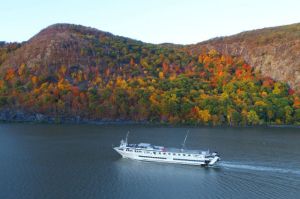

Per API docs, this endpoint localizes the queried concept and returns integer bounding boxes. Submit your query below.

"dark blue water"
[0,124,299,199]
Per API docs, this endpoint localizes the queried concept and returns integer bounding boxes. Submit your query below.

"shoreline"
[0,109,299,128]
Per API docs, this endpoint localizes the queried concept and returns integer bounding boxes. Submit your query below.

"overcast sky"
[1,0,300,44]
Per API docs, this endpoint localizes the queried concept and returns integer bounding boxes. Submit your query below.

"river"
[0,124,299,199]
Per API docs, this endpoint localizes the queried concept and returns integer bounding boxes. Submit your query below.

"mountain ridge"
[2,22,299,91]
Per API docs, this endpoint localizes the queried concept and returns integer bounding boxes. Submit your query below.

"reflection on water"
[0,124,299,199]
[113,158,222,179]
[111,158,222,199]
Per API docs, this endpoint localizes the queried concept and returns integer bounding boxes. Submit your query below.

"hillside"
[188,23,300,91]
[0,42,21,65]
[0,23,299,125]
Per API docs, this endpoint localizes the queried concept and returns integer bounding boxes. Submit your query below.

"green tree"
[247,110,260,125]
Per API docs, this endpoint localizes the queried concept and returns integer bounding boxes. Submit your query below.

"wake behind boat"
[114,132,220,166]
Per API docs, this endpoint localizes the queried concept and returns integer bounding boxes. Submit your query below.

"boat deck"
[128,143,210,155]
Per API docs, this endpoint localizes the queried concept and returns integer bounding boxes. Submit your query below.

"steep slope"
[188,23,300,91]
[0,23,299,125]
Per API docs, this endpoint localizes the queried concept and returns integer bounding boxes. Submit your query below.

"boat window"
[188,154,191,156]
[159,152,161,154]
[178,154,181,156]
[168,153,171,155]
[183,154,185,156]
[173,153,176,156]
[153,152,156,154]
[163,153,166,155]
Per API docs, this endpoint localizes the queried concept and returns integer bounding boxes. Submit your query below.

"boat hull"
[114,147,219,166]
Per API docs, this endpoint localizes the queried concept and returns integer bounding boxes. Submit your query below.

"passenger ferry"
[114,132,220,166]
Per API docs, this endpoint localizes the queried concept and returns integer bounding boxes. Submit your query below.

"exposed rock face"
[189,23,300,91]
[0,109,50,122]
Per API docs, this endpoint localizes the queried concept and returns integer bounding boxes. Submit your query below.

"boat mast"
[181,130,189,151]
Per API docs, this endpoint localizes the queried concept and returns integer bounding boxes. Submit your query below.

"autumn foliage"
[0,39,299,125]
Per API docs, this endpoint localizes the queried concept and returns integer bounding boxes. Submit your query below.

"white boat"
[113,131,220,166]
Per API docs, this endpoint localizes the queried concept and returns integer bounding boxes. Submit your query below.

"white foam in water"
[219,161,300,175]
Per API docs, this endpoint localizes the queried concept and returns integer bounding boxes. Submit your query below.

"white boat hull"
[114,147,219,166]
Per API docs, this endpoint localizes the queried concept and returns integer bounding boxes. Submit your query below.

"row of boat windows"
[138,155,167,160]
[138,156,203,162]
[152,152,194,157]
[125,149,199,157]
[173,158,203,162]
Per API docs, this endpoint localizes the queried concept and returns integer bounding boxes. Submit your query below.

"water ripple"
[219,161,300,175]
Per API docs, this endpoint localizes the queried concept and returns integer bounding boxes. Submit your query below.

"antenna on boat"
[125,131,130,144]
[181,130,189,151]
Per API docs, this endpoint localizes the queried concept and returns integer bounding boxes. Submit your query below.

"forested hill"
[0,23,299,125]
[189,23,300,91]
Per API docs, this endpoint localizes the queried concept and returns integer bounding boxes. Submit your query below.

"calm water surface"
[0,124,299,199]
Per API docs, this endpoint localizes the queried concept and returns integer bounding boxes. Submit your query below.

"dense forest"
[0,24,299,125]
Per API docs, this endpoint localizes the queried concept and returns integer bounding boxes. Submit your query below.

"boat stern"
[207,152,220,166]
